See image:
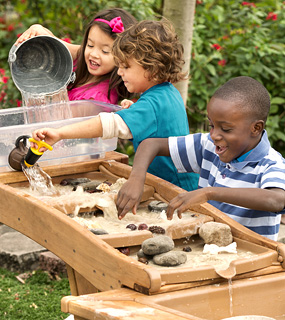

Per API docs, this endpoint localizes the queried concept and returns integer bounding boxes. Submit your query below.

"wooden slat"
[0,151,128,184]
[0,182,162,293]
[61,291,198,320]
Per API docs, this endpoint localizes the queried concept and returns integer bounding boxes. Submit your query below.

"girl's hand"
[120,99,134,109]
[31,128,61,152]
[166,189,210,220]
[116,177,144,220]
[16,24,54,45]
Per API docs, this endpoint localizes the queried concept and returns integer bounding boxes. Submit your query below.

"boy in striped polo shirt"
[116,76,285,241]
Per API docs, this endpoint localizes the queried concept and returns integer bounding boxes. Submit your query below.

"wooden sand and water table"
[4,38,285,318]
[0,155,285,320]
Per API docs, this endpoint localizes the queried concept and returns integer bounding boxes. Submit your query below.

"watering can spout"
[8,135,53,171]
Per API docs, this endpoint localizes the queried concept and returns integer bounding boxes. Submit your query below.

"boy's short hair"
[213,76,271,122]
[112,19,188,84]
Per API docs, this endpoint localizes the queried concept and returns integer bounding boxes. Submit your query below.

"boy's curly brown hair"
[112,19,188,84]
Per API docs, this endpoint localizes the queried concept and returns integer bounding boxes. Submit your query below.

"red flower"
[62,37,71,43]
[266,12,278,21]
[17,33,23,38]
[196,0,203,4]
[211,43,222,51]
[16,99,22,107]
[242,2,256,7]
[7,24,15,31]
[2,76,9,84]
[0,68,5,76]
[218,59,226,66]
[0,91,6,102]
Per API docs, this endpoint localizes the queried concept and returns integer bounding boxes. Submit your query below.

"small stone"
[126,224,137,231]
[148,226,165,234]
[153,251,187,266]
[76,180,102,193]
[148,200,168,212]
[60,178,91,186]
[138,223,148,230]
[137,249,152,260]
[117,247,130,256]
[138,257,149,264]
[199,222,233,247]
[183,246,192,252]
[142,235,174,256]
[89,228,109,235]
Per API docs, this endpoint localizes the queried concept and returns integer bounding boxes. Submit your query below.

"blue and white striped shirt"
[169,130,285,240]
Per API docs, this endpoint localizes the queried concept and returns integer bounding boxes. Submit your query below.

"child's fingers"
[120,99,134,109]
[32,129,45,141]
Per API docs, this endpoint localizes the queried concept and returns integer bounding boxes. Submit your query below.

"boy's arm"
[166,186,285,219]
[32,116,103,151]
[116,138,170,219]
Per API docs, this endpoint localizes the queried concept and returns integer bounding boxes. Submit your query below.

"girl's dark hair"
[68,8,137,100]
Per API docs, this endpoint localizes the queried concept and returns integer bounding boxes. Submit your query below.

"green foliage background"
[189,0,285,156]
[0,0,284,158]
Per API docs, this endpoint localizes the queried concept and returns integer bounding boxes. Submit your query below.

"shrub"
[188,0,285,155]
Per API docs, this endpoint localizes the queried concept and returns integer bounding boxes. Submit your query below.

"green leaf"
[271,97,285,105]
[262,65,279,79]
[206,64,216,76]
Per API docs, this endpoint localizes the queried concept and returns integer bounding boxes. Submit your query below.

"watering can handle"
[28,137,53,155]
[8,44,17,63]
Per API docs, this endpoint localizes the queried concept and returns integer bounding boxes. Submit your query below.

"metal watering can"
[8,35,75,95]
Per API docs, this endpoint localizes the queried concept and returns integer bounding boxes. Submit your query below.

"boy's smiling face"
[207,97,263,163]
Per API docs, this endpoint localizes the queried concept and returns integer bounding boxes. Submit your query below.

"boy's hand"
[166,189,209,219]
[116,177,144,219]
[120,99,134,109]
[16,24,54,45]
[32,128,61,152]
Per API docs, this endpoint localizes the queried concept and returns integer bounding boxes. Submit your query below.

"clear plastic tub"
[0,100,120,171]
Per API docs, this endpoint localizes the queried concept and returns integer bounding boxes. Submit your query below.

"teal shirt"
[116,82,199,191]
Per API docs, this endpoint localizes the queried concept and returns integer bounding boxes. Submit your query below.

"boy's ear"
[252,120,264,136]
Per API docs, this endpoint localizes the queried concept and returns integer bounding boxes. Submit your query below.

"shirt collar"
[222,130,270,169]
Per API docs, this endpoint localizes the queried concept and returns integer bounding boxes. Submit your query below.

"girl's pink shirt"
[68,79,118,104]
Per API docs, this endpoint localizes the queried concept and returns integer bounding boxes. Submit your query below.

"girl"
[16,8,137,104]
[31,19,199,192]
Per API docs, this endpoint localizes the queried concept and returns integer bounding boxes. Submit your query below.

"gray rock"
[199,221,233,247]
[89,228,108,235]
[153,251,187,266]
[148,200,168,212]
[137,249,152,260]
[142,235,174,256]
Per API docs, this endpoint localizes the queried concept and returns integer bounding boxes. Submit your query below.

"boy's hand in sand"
[116,176,144,219]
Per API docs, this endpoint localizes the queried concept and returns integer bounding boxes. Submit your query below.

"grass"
[0,268,70,320]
